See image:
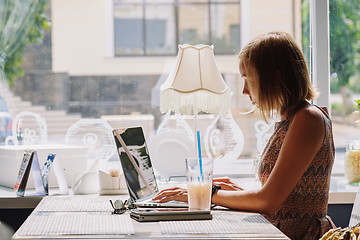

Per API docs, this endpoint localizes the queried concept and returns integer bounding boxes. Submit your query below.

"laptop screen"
[113,127,159,200]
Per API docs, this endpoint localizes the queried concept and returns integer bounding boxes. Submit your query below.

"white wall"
[51,0,238,76]
[51,0,300,77]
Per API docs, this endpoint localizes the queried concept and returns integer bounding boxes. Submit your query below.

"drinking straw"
[197,130,204,180]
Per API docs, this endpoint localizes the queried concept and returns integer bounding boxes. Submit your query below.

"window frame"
[110,0,241,57]
[311,0,330,111]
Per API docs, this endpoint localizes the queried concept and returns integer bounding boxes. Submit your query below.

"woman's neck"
[280,101,310,121]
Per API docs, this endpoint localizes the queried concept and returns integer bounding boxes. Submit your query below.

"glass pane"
[0,0,316,189]
[178,4,209,45]
[114,4,144,56]
[301,0,311,72]
[145,5,176,55]
[211,3,240,54]
[227,0,303,159]
[329,0,360,175]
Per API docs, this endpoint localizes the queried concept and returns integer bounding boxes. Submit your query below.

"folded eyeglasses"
[109,198,136,214]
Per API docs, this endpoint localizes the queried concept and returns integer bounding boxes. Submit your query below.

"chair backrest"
[5,111,48,145]
[254,119,275,154]
[65,118,115,171]
[204,112,244,161]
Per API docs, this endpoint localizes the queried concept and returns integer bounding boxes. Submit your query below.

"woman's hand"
[152,178,243,203]
[152,187,188,203]
[213,177,244,191]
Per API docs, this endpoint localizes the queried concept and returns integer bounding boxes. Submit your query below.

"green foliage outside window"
[355,100,360,111]
[301,0,310,71]
[2,0,50,86]
[302,0,360,90]
[329,0,360,114]
[302,0,360,114]
[329,0,360,88]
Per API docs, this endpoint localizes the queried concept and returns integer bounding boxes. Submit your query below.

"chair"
[65,118,116,171]
[64,119,116,194]
[5,111,47,145]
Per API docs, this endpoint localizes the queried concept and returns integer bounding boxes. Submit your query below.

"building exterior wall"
[249,0,294,39]
[51,0,302,77]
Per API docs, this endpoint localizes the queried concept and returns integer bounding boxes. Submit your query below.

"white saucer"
[148,131,195,179]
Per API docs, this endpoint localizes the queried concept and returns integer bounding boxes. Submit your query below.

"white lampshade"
[160,44,231,115]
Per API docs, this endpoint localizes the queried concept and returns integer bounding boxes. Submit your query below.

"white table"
[12,195,290,240]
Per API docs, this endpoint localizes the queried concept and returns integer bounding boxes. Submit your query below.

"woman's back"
[259,105,336,240]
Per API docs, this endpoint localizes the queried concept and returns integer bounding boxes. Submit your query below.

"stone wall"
[68,75,160,118]
[14,73,162,118]
[14,71,70,111]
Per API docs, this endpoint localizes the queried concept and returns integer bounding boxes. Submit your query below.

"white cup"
[186,157,214,211]
[111,176,120,189]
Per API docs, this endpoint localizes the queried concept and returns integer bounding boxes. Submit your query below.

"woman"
[153,31,336,240]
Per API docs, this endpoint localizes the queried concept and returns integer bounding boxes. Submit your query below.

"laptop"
[112,127,188,208]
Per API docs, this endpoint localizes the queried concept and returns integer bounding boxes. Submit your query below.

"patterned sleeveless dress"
[258,105,336,240]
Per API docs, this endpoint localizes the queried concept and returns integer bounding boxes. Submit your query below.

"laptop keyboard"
[136,199,188,208]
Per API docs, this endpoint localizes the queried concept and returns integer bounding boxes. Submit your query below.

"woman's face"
[240,63,258,106]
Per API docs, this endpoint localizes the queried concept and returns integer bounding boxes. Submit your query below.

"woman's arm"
[212,107,326,214]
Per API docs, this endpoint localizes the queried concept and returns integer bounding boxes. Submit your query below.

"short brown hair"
[238,31,317,120]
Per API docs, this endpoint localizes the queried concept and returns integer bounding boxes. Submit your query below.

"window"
[1,0,345,186]
[328,0,360,176]
[113,0,240,56]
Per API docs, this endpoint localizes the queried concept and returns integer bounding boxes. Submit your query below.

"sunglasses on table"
[109,198,136,215]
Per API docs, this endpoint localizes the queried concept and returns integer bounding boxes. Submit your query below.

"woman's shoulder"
[286,104,326,150]
[292,104,325,128]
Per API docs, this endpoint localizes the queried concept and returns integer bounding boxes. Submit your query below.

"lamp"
[160,44,231,156]
[160,44,231,115]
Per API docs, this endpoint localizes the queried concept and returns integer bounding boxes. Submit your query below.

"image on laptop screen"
[113,127,158,200]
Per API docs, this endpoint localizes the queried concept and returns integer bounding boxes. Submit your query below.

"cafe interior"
[1,0,360,239]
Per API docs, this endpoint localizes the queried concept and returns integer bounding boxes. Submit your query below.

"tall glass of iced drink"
[186,157,214,211]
